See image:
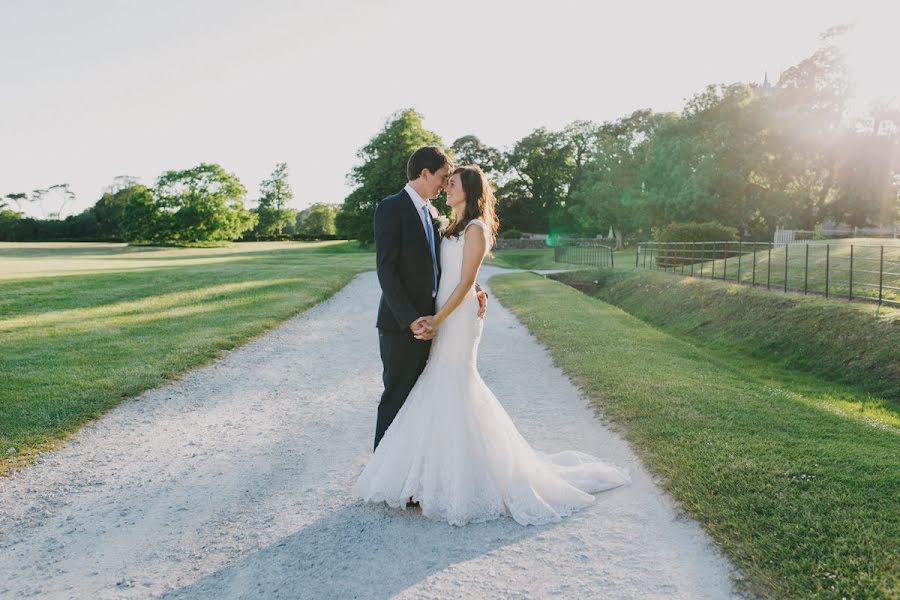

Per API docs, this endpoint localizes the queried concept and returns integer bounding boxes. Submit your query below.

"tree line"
[0,163,340,243]
[4,28,896,247]
[339,26,899,244]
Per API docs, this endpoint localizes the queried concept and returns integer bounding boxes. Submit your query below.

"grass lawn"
[485,247,561,270]
[0,241,374,473]
[490,272,899,599]
[486,246,637,271]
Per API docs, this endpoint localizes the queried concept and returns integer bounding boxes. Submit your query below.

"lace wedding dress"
[353,219,630,526]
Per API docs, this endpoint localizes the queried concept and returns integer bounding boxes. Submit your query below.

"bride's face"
[445,174,466,212]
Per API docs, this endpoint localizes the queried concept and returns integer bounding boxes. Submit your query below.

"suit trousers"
[374,328,432,450]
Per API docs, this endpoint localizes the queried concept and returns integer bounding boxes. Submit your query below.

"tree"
[0,208,22,241]
[256,162,295,238]
[29,184,76,219]
[498,127,574,233]
[121,163,256,243]
[92,177,146,240]
[337,109,443,243]
[297,203,339,237]
[567,110,668,237]
[451,135,504,177]
[122,187,167,243]
[829,128,900,226]
[153,163,256,243]
[628,84,780,236]
[2,193,27,212]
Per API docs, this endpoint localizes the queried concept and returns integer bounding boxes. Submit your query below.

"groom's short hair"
[407,146,452,180]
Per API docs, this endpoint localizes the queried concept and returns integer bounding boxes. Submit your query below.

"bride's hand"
[421,315,438,332]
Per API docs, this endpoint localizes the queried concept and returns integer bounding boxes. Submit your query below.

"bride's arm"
[431,226,486,329]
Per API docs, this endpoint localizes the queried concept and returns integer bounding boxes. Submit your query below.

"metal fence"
[634,241,900,307]
[554,242,615,268]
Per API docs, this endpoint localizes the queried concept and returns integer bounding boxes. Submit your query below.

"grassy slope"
[647,238,900,305]
[490,272,899,599]
[0,241,374,473]
[551,269,900,411]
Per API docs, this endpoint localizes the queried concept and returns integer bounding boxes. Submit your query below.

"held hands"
[410,289,488,339]
[410,316,438,340]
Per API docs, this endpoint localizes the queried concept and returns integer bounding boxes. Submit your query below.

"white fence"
[773,227,802,246]
[774,224,899,246]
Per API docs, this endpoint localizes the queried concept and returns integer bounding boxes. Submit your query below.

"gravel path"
[0,268,742,599]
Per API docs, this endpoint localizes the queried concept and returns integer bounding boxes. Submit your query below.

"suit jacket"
[374,189,441,332]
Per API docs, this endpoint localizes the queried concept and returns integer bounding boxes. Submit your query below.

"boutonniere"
[433,215,450,235]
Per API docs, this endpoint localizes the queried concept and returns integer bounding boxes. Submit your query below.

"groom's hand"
[476,290,488,319]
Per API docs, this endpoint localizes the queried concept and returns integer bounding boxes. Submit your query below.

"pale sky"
[1,0,895,218]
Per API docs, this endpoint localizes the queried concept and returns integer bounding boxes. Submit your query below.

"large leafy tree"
[451,135,504,176]
[123,163,256,243]
[498,127,574,233]
[92,176,145,240]
[337,109,443,243]
[567,110,669,237]
[256,162,295,238]
[297,203,339,237]
[631,84,777,237]
[122,186,168,243]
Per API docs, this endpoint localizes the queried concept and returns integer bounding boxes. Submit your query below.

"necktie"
[422,205,438,297]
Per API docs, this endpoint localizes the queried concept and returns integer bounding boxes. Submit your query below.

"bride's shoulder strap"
[464,218,487,231]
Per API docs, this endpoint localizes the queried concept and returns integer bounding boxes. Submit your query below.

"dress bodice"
[437,219,489,297]
[432,219,490,366]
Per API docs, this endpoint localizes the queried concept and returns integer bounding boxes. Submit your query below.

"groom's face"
[421,165,451,200]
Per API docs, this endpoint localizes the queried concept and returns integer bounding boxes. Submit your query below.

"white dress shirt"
[404,183,435,242]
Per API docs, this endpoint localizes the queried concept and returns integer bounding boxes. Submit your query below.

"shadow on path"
[162,502,548,599]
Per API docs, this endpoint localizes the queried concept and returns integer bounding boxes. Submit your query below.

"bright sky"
[1,0,895,218]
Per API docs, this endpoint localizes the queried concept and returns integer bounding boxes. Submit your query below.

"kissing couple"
[353,146,630,526]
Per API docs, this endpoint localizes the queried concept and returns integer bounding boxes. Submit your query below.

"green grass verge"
[0,241,374,473]
[490,272,899,599]
[551,269,900,411]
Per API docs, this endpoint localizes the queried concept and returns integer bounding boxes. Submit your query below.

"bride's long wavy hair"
[444,164,499,247]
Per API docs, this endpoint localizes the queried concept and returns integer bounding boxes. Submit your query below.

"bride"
[353,165,630,526]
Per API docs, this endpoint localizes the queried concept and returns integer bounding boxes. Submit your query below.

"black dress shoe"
[406,499,420,508]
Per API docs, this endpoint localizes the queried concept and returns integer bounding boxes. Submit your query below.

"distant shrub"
[656,221,740,243]
[654,222,740,267]
[499,229,525,239]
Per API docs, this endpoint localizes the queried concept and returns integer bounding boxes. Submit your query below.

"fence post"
[635,244,640,269]
[611,246,615,269]
[878,245,884,306]
[767,245,772,290]
[849,245,854,301]
[712,243,716,279]
[723,241,728,281]
[752,245,757,287]
[784,244,789,293]
[737,242,743,284]
[825,244,830,298]
[804,243,809,295]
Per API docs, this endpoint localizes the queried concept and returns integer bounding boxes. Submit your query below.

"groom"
[373,146,488,452]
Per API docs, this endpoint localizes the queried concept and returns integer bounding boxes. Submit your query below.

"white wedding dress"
[353,219,630,526]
